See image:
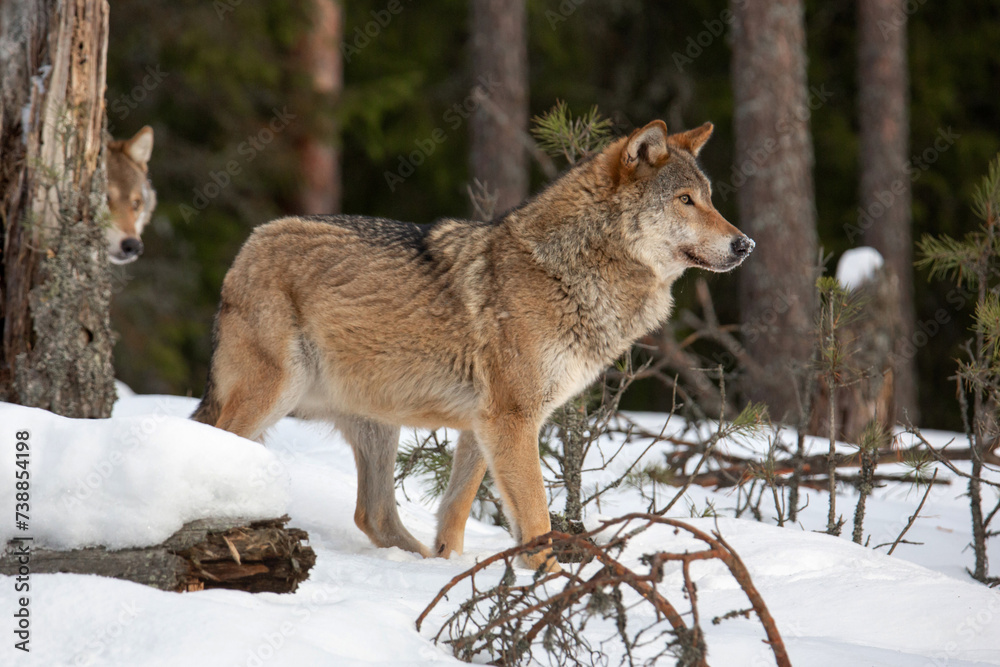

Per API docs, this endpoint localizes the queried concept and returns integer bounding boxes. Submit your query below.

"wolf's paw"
[433,538,460,560]
[520,548,562,574]
[433,526,466,559]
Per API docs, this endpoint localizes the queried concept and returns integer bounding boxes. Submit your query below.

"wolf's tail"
[191,313,221,426]
[191,372,220,426]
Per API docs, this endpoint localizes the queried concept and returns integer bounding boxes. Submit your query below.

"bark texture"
[469,0,528,216]
[731,0,819,422]
[0,0,116,417]
[858,0,916,422]
[0,516,316,593]
[298,0,342,215]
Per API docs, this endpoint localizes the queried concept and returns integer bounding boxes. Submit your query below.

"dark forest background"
[105,0,1000,429]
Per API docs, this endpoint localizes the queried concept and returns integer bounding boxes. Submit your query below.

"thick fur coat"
[193,120,753,569]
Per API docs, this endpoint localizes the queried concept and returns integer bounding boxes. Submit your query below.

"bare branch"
[886,469,938,556]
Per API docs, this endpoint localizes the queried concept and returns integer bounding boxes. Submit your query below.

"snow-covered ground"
[2,393,1000,666]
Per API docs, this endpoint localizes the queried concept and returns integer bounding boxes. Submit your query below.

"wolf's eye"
[679,194,693,205]
[131,199,142,211]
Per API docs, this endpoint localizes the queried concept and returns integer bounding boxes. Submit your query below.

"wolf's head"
[106,126,157,264]
[604,120,753,279]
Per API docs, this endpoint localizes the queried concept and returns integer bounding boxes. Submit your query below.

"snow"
[113,380,135,399]
[0,401,287,551]
[836,246,884,291]
[3,395,1000,666]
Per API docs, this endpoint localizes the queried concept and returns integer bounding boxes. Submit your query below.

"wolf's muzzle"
[730,235,755,258]
[121,237,144,259]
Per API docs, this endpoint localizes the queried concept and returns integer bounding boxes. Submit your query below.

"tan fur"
[193,120,754,569]
[106,126,156,264]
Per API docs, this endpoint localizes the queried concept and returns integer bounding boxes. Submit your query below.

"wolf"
[106,126,156,264]
[193,120,753,570]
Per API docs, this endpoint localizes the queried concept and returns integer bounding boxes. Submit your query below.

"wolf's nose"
[121,237,144,258]
[731,235,754,257]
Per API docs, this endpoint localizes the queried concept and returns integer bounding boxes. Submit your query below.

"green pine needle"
[530,100,613,165]
[972,153,1000,225]
[974,293,1000,363]
[915,233,983,288]
[731,401,769,431]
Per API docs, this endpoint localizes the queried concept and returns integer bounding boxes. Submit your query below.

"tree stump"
[0,515,315,594]
[809,264,900,443]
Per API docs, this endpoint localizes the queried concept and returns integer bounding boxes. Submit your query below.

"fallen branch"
[417,513,789,667]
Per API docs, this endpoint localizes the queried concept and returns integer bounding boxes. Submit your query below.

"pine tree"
[916,153,1000,583]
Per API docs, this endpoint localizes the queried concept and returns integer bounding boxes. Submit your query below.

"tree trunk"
[469,0,528,216]
[297,0,342,215]
[731,0,819,422]
[0,0,116,417]
[858,0,916,423]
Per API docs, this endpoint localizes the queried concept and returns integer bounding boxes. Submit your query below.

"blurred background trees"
[104,0,1000,430]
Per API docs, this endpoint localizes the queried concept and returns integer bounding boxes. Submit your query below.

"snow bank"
[836,246,884,290]
[2,395,1000,666]
[0,401,288,551]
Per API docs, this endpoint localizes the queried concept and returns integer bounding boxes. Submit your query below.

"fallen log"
[0,515,315,593]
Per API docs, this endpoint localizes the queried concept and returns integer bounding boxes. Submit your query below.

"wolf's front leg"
[476,414,560,572]
[435,430,488,558]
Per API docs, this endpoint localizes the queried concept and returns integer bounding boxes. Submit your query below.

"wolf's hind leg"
[213,361,287,441]
[339,416,431,557]
[210,309,304,442]
[434,430,488,558]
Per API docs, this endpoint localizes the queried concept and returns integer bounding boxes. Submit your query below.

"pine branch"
[530,100,613,165]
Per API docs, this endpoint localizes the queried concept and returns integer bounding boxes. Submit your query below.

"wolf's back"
[297,214,433,253]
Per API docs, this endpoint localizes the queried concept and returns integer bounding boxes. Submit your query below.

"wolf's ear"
[620,120,670,180]
[669,122,714,157]
[124,126,154,168]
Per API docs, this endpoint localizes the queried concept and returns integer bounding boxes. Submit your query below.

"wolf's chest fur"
[413,215,671,418]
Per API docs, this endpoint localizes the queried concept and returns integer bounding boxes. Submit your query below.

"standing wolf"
[194,120,753,569]
[106,126,156,264]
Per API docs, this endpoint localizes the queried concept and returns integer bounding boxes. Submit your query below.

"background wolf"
[193,120,753,569]
[106,126,156,264]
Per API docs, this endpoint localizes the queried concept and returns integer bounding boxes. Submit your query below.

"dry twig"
[416,513,789,667]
